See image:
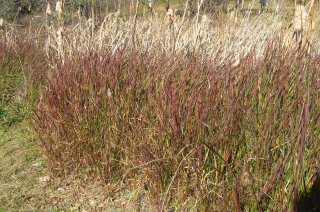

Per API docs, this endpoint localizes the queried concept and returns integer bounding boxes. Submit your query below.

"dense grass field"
[1,0,320,211]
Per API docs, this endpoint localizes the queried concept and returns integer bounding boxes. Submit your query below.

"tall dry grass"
[45,11,299,63]
[32,41,320,210]
[2,2,320,210]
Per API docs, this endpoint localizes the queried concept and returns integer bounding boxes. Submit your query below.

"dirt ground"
[0,123,151,211]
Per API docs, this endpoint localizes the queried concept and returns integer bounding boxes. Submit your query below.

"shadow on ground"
[294,173,320,212]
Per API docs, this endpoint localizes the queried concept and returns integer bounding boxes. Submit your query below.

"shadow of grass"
[295,174,320,212]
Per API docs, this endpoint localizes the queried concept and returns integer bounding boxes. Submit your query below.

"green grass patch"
[0,42,45,129]
[0,41,45,210]
[0,122,43,210]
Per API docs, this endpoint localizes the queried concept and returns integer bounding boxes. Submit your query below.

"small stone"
[89,199,96,206]
[39,176,50,182]
[107,88,112,98]
[57,187,65,192]
[32,162,41,167]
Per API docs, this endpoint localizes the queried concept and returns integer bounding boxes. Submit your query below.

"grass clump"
[32,40,320,210]
[0,41,45,129]
[0,43,25,128]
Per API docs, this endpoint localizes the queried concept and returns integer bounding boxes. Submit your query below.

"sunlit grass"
[1,0,320,210]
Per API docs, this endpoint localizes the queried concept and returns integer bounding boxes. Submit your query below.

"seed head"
[166,9,174,24]
[0,18,3,29]
[77,8,81,18]
[46,3,52,16]
[56,0,63,14]
[57,27,64,36]
[293,4,312,32]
